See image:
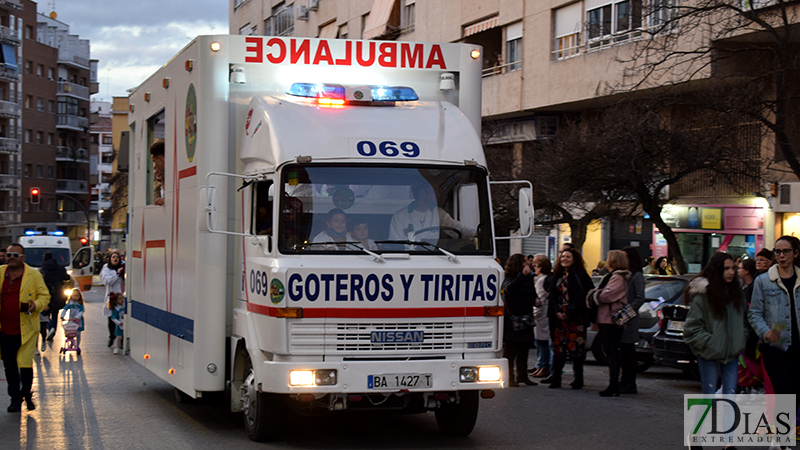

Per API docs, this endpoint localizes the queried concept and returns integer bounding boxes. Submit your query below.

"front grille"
[289,319,495,355]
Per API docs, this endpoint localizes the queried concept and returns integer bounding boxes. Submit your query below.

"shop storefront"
[652,204,766,273]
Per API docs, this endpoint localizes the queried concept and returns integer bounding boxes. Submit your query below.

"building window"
[338,24,348,39]
[361,13,369,39]
[586,0,643,47]
[25,60,31,74]
[24,25,32,40]
[35,131,42,144]
[23,129,30,143]
[505,22,523,72]
[24,95,31,108]
[47,133,54,145]
[36,164,43,178]
[554,2,582,60]
[48,100,55,113]
[36,97,43,112]
[239,23,253,35]
[402,2,415,34]
[102,135,112,145]
[48,67,54,80]
[648,0,678,31]
[47,165,54,178]
[36,64,43,77]
[273,3,294,36]
[48,199,54,212]
[24,164,30,177]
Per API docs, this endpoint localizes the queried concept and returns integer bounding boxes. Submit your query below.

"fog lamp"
[315,369,337,386]
[289,370,315,386]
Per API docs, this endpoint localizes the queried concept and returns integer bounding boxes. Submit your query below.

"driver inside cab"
[388,181,476,243]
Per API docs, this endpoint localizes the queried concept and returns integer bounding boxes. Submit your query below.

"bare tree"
[535,99,766,273]
[618,0,800,179]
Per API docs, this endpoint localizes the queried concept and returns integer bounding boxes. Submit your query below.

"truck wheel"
[174,387,195,404]
[241,359,281,442]
[434,390,479,436]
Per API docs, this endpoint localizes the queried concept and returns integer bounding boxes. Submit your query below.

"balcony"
[0,0,23,10]
[56,114,89,131]
[58,50,90,69]
[0,100,20,119]
[0,210,18,225]
[57,81,90,100]
[0,174,19,190]
[0,137,19,155]
[56,146,89,162]
[0,25,20,45]
[56,179,88,194]
[0,65,19,83]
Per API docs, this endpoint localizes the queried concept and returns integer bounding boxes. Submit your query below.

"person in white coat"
[388,181,476,244]
[99,250,124,347]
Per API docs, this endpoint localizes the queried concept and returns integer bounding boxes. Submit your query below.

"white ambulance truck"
[19,235,94,291]
[126,35,532,441]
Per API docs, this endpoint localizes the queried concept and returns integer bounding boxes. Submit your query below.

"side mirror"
[518,187,533,237]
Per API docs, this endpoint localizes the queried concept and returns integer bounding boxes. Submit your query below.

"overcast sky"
[48,1,229,101]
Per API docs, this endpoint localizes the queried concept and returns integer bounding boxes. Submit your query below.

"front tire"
[241,358,282,442]
[434,390,479,436]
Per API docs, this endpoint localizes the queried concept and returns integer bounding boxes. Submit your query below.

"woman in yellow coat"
[0,243,51,412]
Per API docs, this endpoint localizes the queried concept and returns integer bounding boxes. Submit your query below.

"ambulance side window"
[146,110,165,206]
[252,181,274,250]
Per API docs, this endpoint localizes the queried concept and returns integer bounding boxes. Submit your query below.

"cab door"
[72,247,95,291]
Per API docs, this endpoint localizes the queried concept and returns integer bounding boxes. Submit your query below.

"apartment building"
[0,0,21,248]
[230,0,791,268]
[90,100,112,252]
[13,5,97,249]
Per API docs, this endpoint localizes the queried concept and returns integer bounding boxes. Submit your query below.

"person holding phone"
[0,243,50,412]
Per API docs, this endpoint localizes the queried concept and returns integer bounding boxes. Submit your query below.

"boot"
[7,398,21,412]
[517,375,538,386]
[549,358,565,389]
[571,360,584,389]
[529,368,542,377]
[24,394,35,411]
[535,367,550,378]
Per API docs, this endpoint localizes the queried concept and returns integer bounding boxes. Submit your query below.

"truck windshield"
[24,248,72,268]
[277,164,493,255]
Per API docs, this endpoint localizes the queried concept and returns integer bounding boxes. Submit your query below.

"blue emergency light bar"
[286,83,418,102]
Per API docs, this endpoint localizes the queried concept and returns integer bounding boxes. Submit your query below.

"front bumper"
[258,357,508,394]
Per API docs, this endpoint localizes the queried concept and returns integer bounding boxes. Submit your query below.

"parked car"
[652,303,698,378]
[587,275,690,372]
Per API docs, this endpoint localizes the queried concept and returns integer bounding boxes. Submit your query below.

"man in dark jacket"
[39,251,71,341]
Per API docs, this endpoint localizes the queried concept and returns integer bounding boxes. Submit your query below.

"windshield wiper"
[374,240,459,263]
[298,241,385,263]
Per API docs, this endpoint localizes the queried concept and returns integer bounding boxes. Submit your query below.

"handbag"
[611,303,636,326]
[511,313,535,331]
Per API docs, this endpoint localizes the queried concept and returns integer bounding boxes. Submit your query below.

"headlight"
[289,369,337,386]
[478,366,502,382]
[460,366,502,383]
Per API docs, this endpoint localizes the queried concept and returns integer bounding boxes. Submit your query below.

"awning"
[362,0,398,40]
[319,21,337,39]
[463,16,499,38]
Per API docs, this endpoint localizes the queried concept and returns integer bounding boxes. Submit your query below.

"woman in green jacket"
[683,252,747,394]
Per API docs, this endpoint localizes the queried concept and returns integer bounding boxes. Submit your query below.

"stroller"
[60,310,81,355]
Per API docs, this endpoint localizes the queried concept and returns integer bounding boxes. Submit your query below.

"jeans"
[534,339,551,369]
[696,356,738,395]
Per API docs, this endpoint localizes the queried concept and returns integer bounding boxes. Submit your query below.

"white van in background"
[19,234,94,291]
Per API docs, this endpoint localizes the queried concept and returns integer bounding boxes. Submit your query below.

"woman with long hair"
[547,248,594,389]
[749,236,800,395]
[99,250,124,348]
[683,252,746,395]
[655,256,669,275]
[502,254,537,386]
[592,250,630,397]
[619,247,646,394]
